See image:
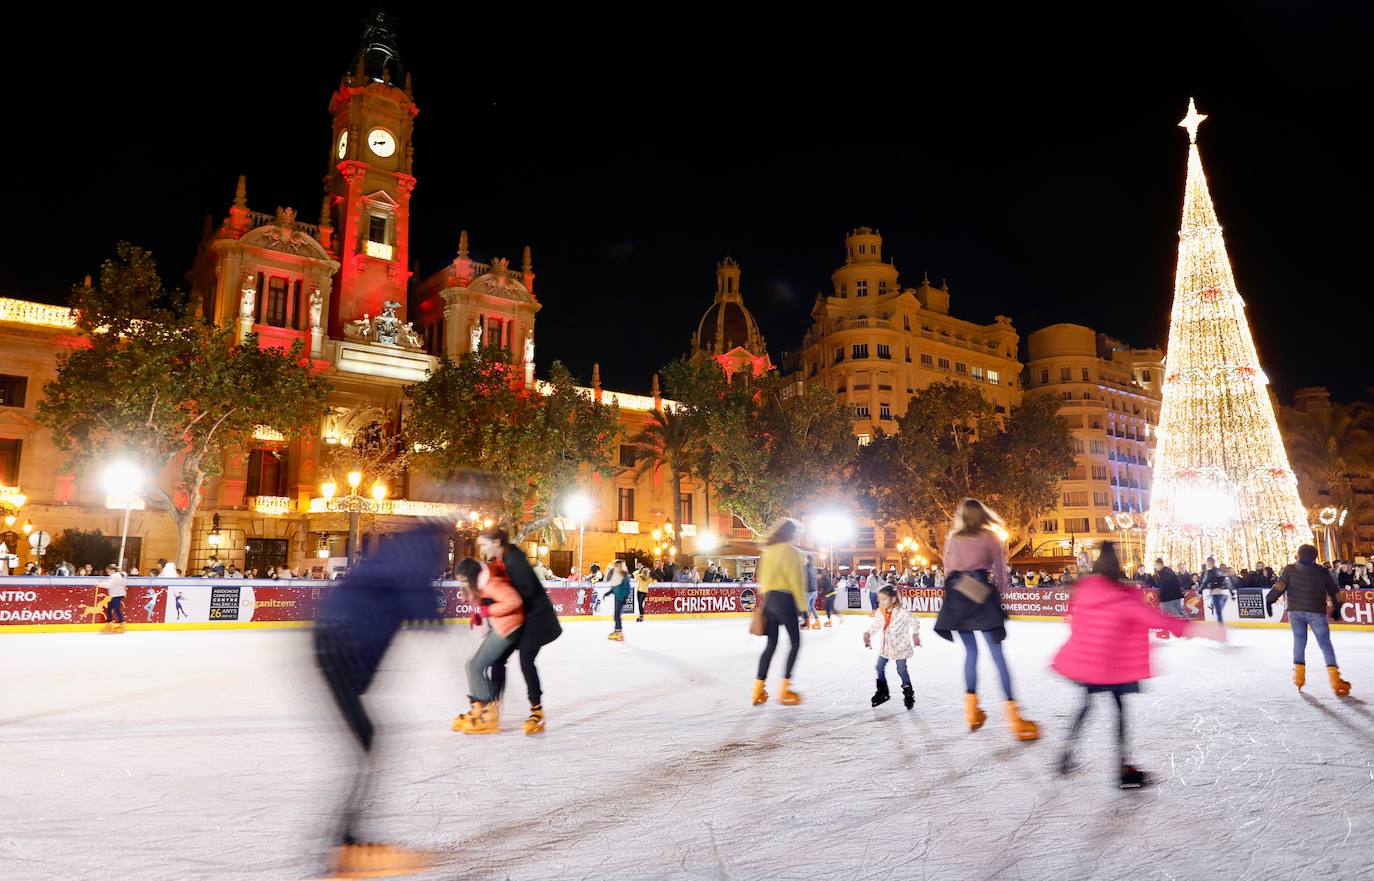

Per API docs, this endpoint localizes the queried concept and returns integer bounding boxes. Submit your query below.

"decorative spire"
[652,372,661,397]
[350,10,405,85]
[233,175,247,209]
[1178,97,1207,144]
[921,270,930,286]
[458,229,469,260]
[404,71,413,98]
[83,273,92,288]
[522,245,533,274]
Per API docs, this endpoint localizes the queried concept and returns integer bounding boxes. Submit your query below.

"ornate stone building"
[1023,324,1164,570]
[690,257,771,379]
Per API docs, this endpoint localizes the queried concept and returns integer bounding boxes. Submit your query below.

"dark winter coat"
[933,570,1007,643]
[503,544,563,647]
[1267,562,1340,617]
[316,525,445,681]
[1154,566,1183,603]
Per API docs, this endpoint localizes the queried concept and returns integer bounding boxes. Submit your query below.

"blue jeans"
[869,591,879,611]
[1160,598,1185,618]
[876,656,911,687]
[958,630,1014,699]
[1290,610,1338,666]
[1210,593,1228,625]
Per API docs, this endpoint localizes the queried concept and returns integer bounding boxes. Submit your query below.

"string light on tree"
[1144,98,1313,572]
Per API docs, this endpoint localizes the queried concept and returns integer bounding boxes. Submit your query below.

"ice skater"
[601,560,631,641]
[751,518,806,707]
[174,591,188,620]
[819,566,839,627]
[864,585,920,709]
[1266,544,1351,696]
[311,521,444,877]
[142,588,163,620]
[451,557,524,734]
[634,564,652,622]
[1199,555,1233,627]
[932,498,1038,740]
[803,557,821,630]
[1052,543,1225,788]
[99,564,127,634]
[476,527,562,736]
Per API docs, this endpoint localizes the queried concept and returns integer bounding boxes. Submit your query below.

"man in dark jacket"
[477,526,562,735]
[313,522,445,877]
[1153,558,1185,617]
[1266,544,1350,695]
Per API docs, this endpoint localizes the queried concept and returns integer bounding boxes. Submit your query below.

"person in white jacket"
[864,585,920,709]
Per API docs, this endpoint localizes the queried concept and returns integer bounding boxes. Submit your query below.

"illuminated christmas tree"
[1144,99,1313,572]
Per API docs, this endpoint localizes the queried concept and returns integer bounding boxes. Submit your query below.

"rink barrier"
[2,578,1371,633]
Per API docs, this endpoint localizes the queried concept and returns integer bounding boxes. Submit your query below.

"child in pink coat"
[1052,542,1224,788]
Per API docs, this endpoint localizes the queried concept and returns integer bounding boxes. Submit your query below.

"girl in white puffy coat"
[864,585,921,709]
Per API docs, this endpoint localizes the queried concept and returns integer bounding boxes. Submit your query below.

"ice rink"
[4,616,1373,881]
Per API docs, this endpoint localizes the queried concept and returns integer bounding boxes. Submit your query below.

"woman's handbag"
[749,591,770,636]
[948,571,992,605]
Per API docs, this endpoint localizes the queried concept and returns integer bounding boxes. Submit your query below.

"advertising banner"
[640,585,759,616]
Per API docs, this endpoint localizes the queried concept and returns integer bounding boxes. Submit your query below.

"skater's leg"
[637,590,648,619]
[315,628,376,845]
[1065,688,1092,743]
[491,641,518,701]
[1112,690,1129,767]
[110,596,124,624]
[875,655,889,680]
[984,633,1014,700]
[1290,614,1309,665]
[612,596,623,631]
[957,631,979,692]
[781,596,802,678]
[1211,594,1226,625]
[895,658,912,688]
[518,640,544,706]
[756,595,783,680]
[466,630,516,702]
[1307,613,1339,667]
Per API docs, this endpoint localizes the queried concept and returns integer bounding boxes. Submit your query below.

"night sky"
[8,3,1370,399]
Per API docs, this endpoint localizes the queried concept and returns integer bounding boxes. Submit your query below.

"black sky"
[7,3,1371,399]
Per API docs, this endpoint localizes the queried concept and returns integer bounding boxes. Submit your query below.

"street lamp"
[101,459,145,572]
[22,520,33,535]
[564,493,592,581]
[207,513,223,548]
[809,510,853,576]
[322,472,384,565]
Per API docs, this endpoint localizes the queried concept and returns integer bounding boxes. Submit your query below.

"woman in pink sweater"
[1052,542,1224,788]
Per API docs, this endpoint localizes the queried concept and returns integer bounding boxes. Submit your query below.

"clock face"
[367,128,397,158]
[336,130,348,159]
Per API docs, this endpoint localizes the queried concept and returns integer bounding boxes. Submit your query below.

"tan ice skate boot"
[964,692,986,731]
[779,678,803,705]
[1005,700,1040,741]
[523,704,545,735]
[455,700,500,734]
[751,678,769,706]
[1293,663,1305,690]
[1328,666,1351,697]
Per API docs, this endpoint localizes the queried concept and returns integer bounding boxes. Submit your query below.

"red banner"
[641,585,760,616]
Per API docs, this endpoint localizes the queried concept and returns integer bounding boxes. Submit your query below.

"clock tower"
[325,11,418,337]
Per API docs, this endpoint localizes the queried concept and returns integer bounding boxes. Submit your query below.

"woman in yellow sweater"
[752,519,807,706]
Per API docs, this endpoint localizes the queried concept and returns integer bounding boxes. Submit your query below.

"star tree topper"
[1179,97,1207,143]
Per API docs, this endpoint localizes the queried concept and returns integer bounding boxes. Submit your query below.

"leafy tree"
[405,350,619,543]
[855,381,1074,557]
[662,358,856,534]
[627,408,697,541]
[44,529,117,570]
[1280,399,1374,552]
[37,245,332,571]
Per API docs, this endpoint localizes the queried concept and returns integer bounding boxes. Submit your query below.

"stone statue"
[239,273,256,320]
[374,300,402,345]
[309,288,323,329]
[344,313,372,341]
[400,321,424,350]
[469,319,482,353]
[524,329,535,366]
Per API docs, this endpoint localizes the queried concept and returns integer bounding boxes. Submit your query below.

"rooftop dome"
[692,257,767,357]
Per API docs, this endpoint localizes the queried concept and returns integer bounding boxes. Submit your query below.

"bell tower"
[325,11,418,336]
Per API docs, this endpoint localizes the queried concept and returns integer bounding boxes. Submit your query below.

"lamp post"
[101,459,145,572]
[321,472,387,565]
[810,511,854,580]
[564,494,592,581]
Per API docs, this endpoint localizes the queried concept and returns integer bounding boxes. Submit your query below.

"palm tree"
[1281,400,1374,556]
[628,408,698,548]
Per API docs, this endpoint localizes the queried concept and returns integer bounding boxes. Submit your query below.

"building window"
[1090,440,1106,455]
[972,366,984,381]
[1082,368,1091,381]
[878,281,888,295]
[244,538,289,575]
[246,448,288,498]
[852,344,869,359]
[618,444,638,468]
[835,381,846,393]
[987,369,1000,385]
[857,434,872,446]
[1065,517,1091,533]
[1142,369,1152,383]
[856,280,868,297]
[876,344,891,359]
[938,357,950,371]
[834,347,844,364]
[903,315,911,330]
[955,362,968,375]
[854,404,871,418]
[1060,367,1072,382]
[880,402,892,420]
[1091,465,1108,480]
[920,352,933,367]
[618,487,635,522]
[857,527,876,546]
[808,361,817,377]
[1039,368,1049,385]
[265,277,289,327]
[0,375,27,408]
[1072,438,1085,454]
[838,284,847,297]
[680,493,693,526]
[904,346,912,363]
[1062,491,1088,507]
[1040,519,1059,533]
[995,404,1006,414]
[368,214,388,244]
[0,437,19,484]
[1092,491,1109,506]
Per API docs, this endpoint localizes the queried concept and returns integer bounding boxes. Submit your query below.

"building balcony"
[363,240,394,261]
[250,495,294,516]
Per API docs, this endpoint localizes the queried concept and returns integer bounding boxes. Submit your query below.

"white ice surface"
[4,617,1374,881]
